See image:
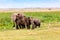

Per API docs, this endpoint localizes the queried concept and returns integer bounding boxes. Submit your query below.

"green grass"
[0,12,13,30]
[0,11,60,30]
[25,11,60,23]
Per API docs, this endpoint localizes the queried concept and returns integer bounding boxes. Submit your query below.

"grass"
[0,29,60,40]
[0,12,13,30]
[25,11,60,23]
[0,11,60,30]
[0,11,60,40]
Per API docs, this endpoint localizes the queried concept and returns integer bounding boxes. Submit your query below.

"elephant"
[15,14,33,29]
[11,13,41,29]
[11,13,31,29]
[30,17,41,29]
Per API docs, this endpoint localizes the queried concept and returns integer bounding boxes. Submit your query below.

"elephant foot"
[16,25,19,29]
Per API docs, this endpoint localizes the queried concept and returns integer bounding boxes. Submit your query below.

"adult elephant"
[15,14,31,29]
[11,13,31,29]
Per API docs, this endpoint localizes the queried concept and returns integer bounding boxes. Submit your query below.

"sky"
[0,0,60,8]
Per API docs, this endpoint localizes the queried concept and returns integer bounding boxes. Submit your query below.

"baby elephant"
[30,17,41,29]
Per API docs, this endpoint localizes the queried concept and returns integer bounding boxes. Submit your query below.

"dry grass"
[41,22,60,29]
[0,29,60,40]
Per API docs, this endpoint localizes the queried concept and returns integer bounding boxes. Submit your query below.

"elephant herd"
[11,13,41,29]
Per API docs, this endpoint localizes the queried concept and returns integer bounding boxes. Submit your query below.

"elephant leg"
[15,20,20,29]
[38,23,40,28]
[38,25,40,28]
[19,24,21,29]
[32,24,36,29]
[34,23,36,28]
[27,24,30,29]
[21,24,25,29]
[34,24,37,28]
[16,25,19,29]
[13,24,15,27]
[13,22,16,27]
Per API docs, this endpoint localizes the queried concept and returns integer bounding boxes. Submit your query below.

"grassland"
[0,11,60,30]
[0,11,60,40]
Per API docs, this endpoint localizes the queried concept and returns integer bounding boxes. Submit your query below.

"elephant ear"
[11,13,18,22]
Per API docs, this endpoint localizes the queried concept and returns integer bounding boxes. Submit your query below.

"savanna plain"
[0,11,60,40]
